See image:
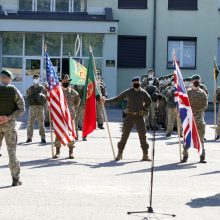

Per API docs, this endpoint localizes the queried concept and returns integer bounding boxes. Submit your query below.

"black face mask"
[133,83,140,89]
[62,82,70,88]
[193,81,200,87]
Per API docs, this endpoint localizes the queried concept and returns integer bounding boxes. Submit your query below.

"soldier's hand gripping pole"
[89,45,116,159]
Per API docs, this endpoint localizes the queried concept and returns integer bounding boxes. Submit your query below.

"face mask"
[62,82,70,88]
[133,83,140,89]
[193,81,200,87]
[148,74,154,79]
[33,79,39,84]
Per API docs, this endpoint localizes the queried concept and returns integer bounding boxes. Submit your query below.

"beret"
[191,74,200,81]
[131,76,140,82]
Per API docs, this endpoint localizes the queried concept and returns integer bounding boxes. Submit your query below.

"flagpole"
[49,110,55,158]
[176,109,182,162]
[89,45,116,159]
[214,57,217,139]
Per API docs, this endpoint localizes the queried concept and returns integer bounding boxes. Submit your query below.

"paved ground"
[0,109,220,220]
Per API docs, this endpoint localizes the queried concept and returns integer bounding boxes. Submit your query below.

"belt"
[127,111,146,116]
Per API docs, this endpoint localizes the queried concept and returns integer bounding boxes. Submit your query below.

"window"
[25,33,42,56]
[118,0,147,9]
[168,0,197,10]
[19,0,32,11]
[18,0,87,12]
[37,0,51,11]
[167,37,197,69]
[63,34,80,57]
[45,34,61,56]
[118,36,146,68]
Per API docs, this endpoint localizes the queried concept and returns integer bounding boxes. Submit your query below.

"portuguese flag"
[82,54,96,138]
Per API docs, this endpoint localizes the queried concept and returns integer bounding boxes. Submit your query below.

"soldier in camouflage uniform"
[102,76,152,161]
[26,74,47,143]
[54,75,80,159]
[96,76,107,129]
[73,84,85,139]
[182,74,208,163]
[0,69,25,186]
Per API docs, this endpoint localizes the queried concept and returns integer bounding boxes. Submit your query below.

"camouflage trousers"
[118,115,149,154]
[166,107,182,134]
[144,102,157,129]
[54,137,75,148]
[96,101,104,125]
[44,103,50,123]
[75,105,85,137]
[183,120,206,159]
[0,120,20,180]
[27,105,45,139]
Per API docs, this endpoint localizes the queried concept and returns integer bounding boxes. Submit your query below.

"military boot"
[53,147,60,159]
[141,153,152,161]
[181,155,188,163]
[69,146,74,159]
[12,178,22,187]
[200,155,207,163]
[115,150,123,161]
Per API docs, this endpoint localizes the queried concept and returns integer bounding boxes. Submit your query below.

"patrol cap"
[33,74,40,79]
[147,69,154,73]
[131,76,140,82]
[191,74,201,81]
[61,74,72,81]
[0,69,13,79]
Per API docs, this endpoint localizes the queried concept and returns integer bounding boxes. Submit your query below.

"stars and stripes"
[46,52,75,145]
[173,60,202,154]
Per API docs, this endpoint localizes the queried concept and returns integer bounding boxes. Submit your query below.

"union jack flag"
[46,52,76,145]
[173,60,202,154]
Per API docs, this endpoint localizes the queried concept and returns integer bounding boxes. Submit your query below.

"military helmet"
[0,69,13,79]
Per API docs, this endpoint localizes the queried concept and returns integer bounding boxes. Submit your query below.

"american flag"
[46,52,75,145]
[173,60,202,154]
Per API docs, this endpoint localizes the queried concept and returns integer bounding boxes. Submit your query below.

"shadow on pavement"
[0,185,13,190]
[192,170,220,176]
[186,193,220,208]
[117,162,198,175]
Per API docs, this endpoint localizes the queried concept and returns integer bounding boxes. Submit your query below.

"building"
[0,0,220,101]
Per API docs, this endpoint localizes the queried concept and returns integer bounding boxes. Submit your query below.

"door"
[24,58,41,94]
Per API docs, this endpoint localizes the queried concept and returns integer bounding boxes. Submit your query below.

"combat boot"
[53,147,60,159]
[200,155,207,163]
[115,150,123,161]
[141,153,152,161]
[98,124,104,129]
[69,146,74,159]
[12,178,22,187]
[181,155,188,163]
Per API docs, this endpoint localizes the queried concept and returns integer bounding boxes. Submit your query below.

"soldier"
[181,74,208,163]
[165,82,182,138]
[102,76,152,161]
[53,74,80,159]
[26,74,47,143]
[96,76,107,129]
[141,69,159,89]
[0,69,25,186]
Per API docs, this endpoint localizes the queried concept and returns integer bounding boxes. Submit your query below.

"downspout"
[153,0,157,71]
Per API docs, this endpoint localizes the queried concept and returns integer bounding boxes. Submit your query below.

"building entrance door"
[24,58,41,94]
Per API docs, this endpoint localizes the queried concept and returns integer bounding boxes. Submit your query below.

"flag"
[173,60,202,154]
[69,58,87,85]
[214,59,219,80]
[46,52,76,145]
[82,54,96,138]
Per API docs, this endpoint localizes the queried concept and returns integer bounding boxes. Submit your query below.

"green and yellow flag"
[69,58,87,85]
[214,59,219,80]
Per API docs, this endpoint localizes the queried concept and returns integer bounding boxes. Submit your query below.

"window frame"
[118,0,148,9]
[168,0,198,11]
[167,36,197,69]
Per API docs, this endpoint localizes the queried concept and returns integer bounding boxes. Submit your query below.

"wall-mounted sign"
[106,60,115,67]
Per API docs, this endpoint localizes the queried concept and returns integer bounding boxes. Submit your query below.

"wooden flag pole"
[89,45,116,159]
[176,109,182,162]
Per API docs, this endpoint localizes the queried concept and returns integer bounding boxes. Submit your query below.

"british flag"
[46,52,76,145]
[173,60,202,154]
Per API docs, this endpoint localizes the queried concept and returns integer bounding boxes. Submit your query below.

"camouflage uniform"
[183,87,208,161]
[26,84,47,141]
[54,87,80,148]
[106,87,152,159]
[0,83,25,181]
